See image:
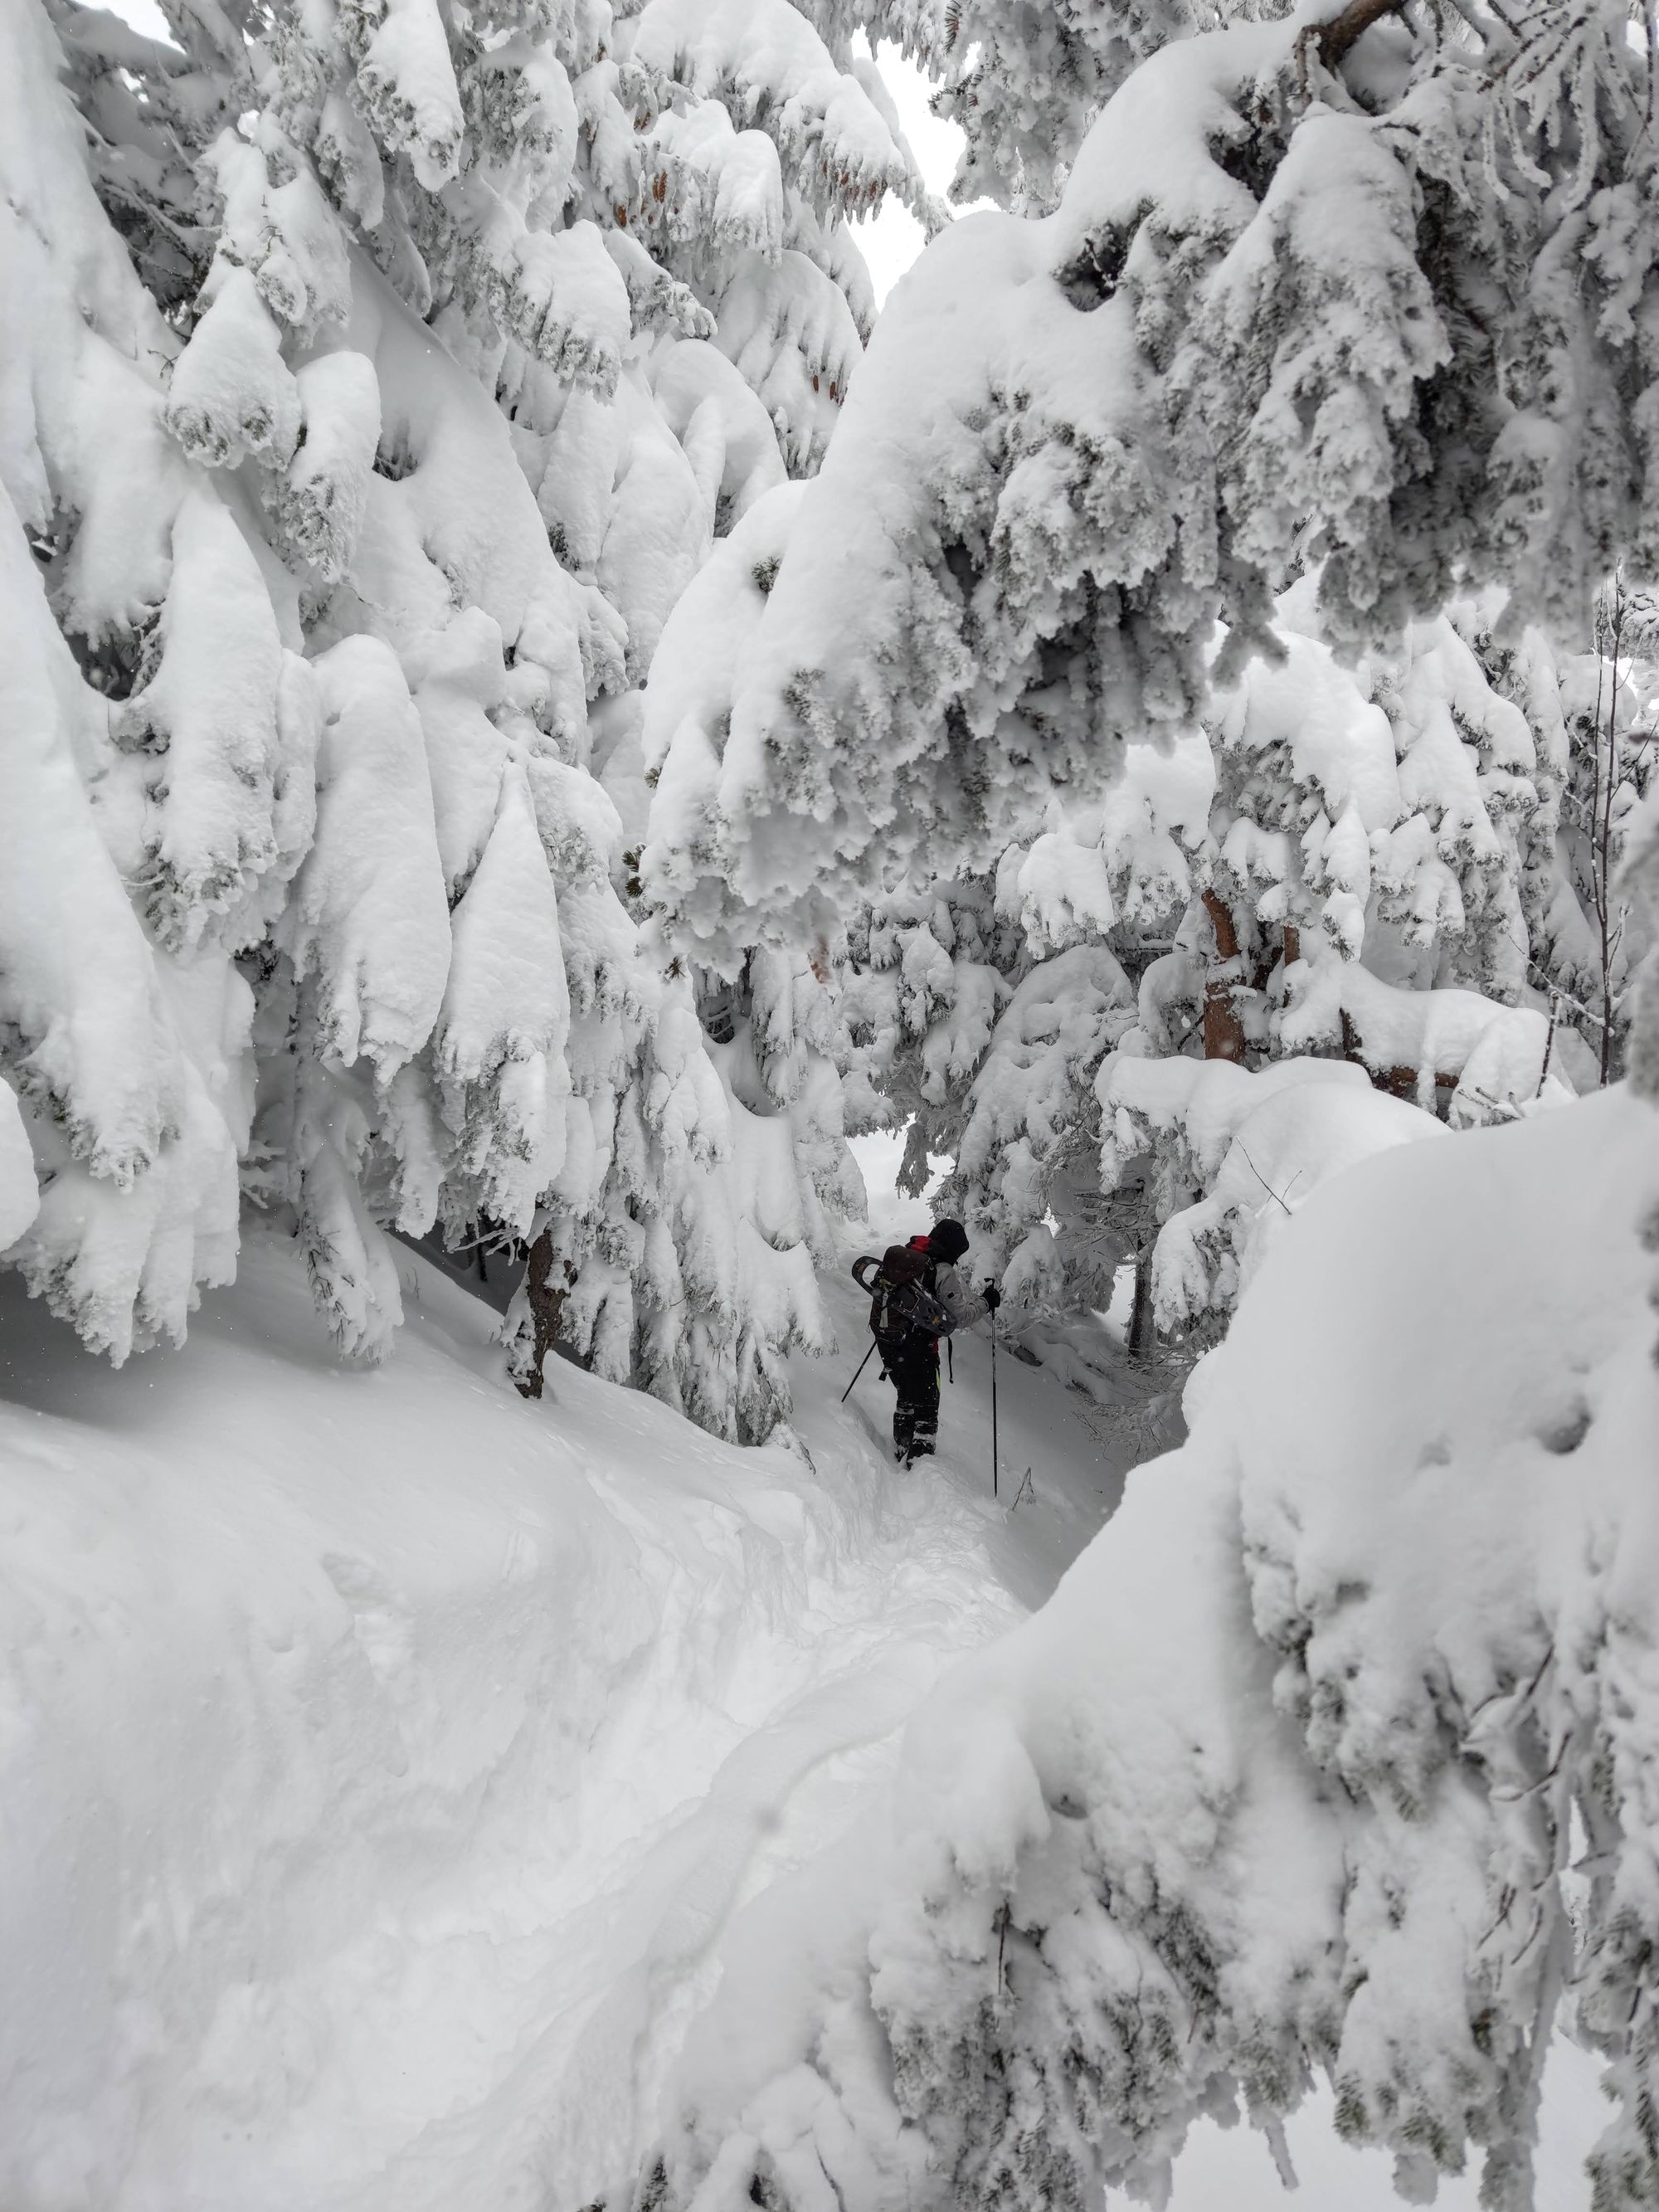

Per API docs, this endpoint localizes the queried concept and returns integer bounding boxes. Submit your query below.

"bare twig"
[1535,991,1559,1098]
[1455,1084,1523,1123]
[1234,1143,1298,1217]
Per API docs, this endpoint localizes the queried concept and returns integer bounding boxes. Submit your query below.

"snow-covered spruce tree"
[649,546,1599,1347]
[871,0,1223,217]
[429,0,936,1422]
[897,606,1562,1326]
[646,477,1215,1321]
[639,484,866,1361]
[1491,578,1657,1089]
[937,590,1559,1323]
[8,0,927,1434]
[1155,587,1552,1094]
[490,0,944,1414]
[646,0,1659,951]
[1080,587,1655,1342]
[764,587,1588,1342]
[838,875,1013,1200]
[836,863,1160,1312]
[990,596,1601,1343]
[2,0,312,1362]
[646,489,1165,1322]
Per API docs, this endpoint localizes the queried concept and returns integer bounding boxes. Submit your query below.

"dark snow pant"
[883,1333,939,1462]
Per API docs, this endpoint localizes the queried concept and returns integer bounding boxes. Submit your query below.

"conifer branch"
[1296,0,1409,90]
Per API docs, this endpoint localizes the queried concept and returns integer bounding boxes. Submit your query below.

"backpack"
[851,1243,956,1344]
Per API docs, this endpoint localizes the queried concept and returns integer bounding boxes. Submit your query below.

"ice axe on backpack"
[840,1254,897,1404]
[844,1249,955,1411]
[853,1248,954,1340]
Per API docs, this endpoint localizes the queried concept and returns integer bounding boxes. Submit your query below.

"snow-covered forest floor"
[0,1138,1610,2210]
[0,1157,1118,2211]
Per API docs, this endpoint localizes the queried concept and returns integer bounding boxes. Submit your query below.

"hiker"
[868,1219,1000,1466]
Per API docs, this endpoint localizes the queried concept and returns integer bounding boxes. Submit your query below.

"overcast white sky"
[851,38,969,306]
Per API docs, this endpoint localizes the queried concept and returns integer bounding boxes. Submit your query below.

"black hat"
[928,1218,970,1262]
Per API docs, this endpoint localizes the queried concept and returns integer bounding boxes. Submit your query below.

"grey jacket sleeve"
[935,1261,988,1328]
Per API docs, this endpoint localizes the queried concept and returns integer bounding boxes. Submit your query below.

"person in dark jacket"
[882,1218,1000,1464]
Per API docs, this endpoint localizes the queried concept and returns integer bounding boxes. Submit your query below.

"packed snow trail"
[0,1214,1126,2212]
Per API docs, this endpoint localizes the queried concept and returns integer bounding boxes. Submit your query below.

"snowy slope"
[2,1110,1626,2210]
[0,1208,1121,2211]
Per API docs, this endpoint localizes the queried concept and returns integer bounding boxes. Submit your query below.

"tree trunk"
[1127,1241,1155,1361]
[1201,890,1248,1064]
[514,1227,574,1400]
[1340,1007,1459,1108]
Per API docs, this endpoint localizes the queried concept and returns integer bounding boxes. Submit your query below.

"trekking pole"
[990,1313,999,1499]
[840,1340,878,1404]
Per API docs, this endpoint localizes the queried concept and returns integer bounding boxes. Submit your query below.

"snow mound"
[647,1086,1659,2212]
[1101,1052,1448,1334]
